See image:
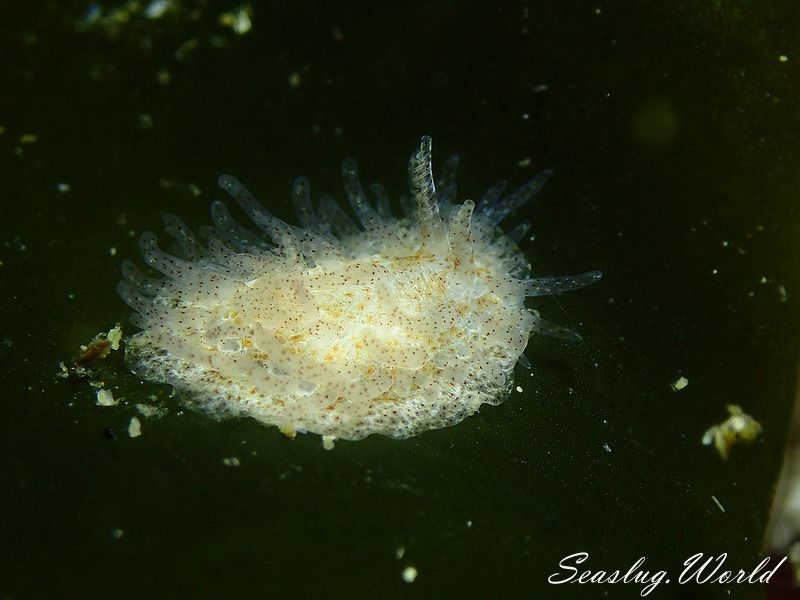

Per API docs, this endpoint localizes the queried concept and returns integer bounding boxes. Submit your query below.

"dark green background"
[2,1,799,599]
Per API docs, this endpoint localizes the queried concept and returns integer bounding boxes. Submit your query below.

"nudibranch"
[117,137,601,444]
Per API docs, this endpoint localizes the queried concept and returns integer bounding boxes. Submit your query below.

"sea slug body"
[117,137,601,443]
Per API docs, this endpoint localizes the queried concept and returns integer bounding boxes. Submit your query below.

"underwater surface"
[2,1,799,598]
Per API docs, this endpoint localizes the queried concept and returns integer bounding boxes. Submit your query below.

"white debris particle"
[465,520,472,528]
[322,435,336,450]
[232,8,253,34]
[671,376,689,391]
[175,38,200,61]
[128,416,142,438]
[137,113,154,130]
[20,133,37,144]
[219,6,252,35]
[145,0,170,19]
[779,54,789,63]
[402,566,418,583]
[135,403,166,418]
[516,386,523,393]
[95,388,118,407]
[711,495,726,513]
[111,528,125,539]
[517,157,532,168]
[109,247,117,256]
[602,442,612,453]
[56,183,71,193]
[394,546,405,560]
[222,456,241,467]
[107,324,123,351]
[702,404,762,460]
[778,285,788,302]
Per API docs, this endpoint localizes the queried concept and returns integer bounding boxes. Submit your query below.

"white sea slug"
[117,137,601,443]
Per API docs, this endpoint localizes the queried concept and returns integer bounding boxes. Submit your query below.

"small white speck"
[402,566,418,583]
[671,376,689,391]
[395,546,405,560]
[288,71,302,87]
[516,386,523,393]
[711,495,726,513]
[465,520,472,528]
[602,442,612,453]
[222,456,241,467]
[56,183,71,193]
[128,416,142,438]
[322,435,336,450]
[111,528,125,539]
[711,268,719,275]
[137,113,154,130]
[779,54,789,63]
[109,247,117,256]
